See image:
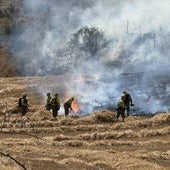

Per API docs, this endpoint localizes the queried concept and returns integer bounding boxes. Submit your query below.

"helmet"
[122,91,126,94]
[22,93,26,97]
[121,94,126,100]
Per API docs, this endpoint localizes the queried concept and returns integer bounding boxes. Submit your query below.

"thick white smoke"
[11,0,170,114]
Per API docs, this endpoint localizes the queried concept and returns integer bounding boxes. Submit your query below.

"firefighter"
[19,93,29,116]
[64,97,74,117]
[115,94,126,122]
[50,93,60,119]
[122,91,134,116]
[46,93,51,111]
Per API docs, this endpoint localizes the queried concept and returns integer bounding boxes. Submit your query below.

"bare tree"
[71,26,109,57]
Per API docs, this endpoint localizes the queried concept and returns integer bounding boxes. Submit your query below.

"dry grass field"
[0,0,170,169]
[0,76,169,170]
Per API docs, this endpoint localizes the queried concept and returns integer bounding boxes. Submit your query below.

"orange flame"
[71,99,80,113]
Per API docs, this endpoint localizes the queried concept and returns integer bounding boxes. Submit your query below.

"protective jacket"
[117,99,125,108]
[64,98,73,108]
[51,97,60,107]
[124,93,132,105]
[46,96,51,104]
[21,98,28,107]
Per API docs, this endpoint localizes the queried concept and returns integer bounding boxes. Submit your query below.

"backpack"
[18,98,22,107]
[51,98,57,105]
[125,94,131,104]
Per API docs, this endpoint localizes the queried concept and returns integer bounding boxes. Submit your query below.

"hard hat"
[22,93,26,97]
[121,94,126,99]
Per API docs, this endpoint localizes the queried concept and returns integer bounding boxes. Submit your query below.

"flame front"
[71,99,80,113]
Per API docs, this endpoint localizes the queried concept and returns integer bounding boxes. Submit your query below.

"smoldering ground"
[9,0,170,114]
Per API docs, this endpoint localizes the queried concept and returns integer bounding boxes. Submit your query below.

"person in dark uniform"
[20,93,28,116]
[122,91,134,116]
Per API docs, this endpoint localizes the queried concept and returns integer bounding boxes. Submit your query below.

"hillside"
[0,76,169,170]
[0,0,20,77]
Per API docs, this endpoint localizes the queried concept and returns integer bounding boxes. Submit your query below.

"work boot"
[122,118,125,123]
[51,117,57,121]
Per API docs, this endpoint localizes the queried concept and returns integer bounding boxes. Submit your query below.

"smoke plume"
[10,0,170,114]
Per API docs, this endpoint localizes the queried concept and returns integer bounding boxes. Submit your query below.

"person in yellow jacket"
[115,94,126,122]
[64,97,74,117]
[50,93,61,119]
[46,93,52,111]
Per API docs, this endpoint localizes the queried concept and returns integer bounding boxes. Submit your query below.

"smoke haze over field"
[10,0,170,114]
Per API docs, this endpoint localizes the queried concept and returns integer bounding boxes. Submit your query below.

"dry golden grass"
[0,76,169,170]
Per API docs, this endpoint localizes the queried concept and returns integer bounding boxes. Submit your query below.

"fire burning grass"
[71,99,80,114]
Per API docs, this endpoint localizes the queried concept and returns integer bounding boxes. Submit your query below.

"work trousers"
[21,106,27,116]
[64,103,70,116]
[117,108,125,119]
[125,103,130,116]
[46,104,51,111]
[51,106,59,118]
